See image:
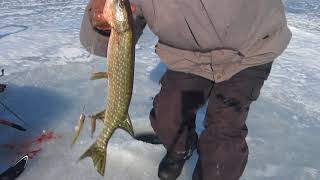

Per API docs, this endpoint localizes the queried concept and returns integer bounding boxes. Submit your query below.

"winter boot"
[158,140,197,180]
[158,153,187,180]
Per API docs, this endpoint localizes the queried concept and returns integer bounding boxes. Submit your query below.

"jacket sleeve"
[79,1,146,57]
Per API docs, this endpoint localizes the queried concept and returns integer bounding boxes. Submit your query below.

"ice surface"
[0,0,319,179]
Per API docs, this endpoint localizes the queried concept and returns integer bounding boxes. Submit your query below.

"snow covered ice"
[0,0,319,179]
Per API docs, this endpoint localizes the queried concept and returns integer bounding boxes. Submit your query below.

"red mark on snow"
[17,148,42,159]
[25,130,61,145]
[27,149,42,159]
[0,130,61,159]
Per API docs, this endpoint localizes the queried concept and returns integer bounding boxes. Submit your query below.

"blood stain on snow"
[0,130,62,159]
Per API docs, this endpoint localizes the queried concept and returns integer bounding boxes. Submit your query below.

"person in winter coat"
[80,0,292,179]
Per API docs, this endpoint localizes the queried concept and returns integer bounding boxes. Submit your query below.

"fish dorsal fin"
[119,114,134,137]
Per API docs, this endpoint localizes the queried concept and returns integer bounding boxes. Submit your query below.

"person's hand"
[88,0,111,31]
[88,0,136,31]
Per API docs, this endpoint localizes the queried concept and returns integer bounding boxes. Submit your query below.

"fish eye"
[118,0,125,8]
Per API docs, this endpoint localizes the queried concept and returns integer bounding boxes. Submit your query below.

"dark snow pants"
[150,62,272,180]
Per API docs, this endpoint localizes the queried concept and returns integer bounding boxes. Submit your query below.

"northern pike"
[78,0,135,176]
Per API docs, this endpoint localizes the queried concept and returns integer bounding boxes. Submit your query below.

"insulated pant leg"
[193,63,273,180]
[150,70,213,155]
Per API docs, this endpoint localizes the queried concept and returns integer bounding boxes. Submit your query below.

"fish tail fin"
[79,142,107,176]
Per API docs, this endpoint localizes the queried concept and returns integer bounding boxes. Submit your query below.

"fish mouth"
[93,21,112,31]
[93,27,111,36]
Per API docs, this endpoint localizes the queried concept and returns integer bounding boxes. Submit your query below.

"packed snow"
[0,0,319,179]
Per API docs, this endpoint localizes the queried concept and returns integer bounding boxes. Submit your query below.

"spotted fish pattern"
[79,0,135,176]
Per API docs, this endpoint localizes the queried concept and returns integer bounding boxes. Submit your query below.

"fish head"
[104,0,132,32]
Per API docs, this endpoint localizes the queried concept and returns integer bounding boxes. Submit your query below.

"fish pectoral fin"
[89,110,105,122]
[119,114,134,137]
[90,117,97,138]
[89,110,106,138]
[90,72,108,80]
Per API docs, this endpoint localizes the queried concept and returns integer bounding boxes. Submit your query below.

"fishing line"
[79,39,106,134]
[74,44,97,137]
[82,46,95,115]
[0,69,46,135]
[0,99,43,134]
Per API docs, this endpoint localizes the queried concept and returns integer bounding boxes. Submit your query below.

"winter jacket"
[80,0,292,82]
